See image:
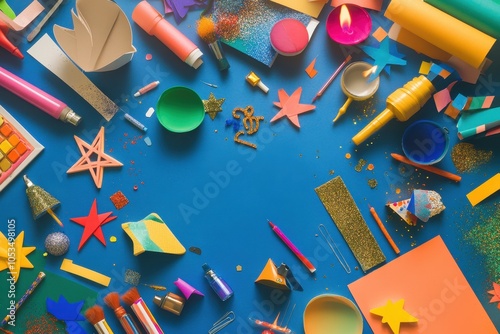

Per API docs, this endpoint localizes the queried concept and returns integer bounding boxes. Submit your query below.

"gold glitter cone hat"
[24,175,63,226]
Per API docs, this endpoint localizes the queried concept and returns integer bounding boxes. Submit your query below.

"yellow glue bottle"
[352,75,435,145]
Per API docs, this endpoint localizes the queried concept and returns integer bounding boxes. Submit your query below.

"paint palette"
[0,105,43,192]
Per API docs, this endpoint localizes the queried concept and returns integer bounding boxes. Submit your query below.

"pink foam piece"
[174,278,204,299]
[270,19,309,56]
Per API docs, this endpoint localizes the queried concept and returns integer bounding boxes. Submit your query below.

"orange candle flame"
[363,65,378,78]
[340,5,352,33]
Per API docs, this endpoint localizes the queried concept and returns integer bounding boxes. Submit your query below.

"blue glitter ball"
[45,232,70,256]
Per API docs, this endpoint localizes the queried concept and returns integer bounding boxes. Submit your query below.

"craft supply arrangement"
[0,0,499,333]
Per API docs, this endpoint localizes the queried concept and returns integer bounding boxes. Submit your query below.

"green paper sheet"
[0,252,97,333]
[424,0,500,39]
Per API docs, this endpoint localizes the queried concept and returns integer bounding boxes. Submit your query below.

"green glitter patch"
[465,207,500,280]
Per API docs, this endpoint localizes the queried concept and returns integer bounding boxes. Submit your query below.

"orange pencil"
[368,205,400,254]
[390,153,461,182]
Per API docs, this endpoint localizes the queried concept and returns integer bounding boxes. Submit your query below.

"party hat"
[174,278,204,299]
[255,258,289,290]
[24,175,63,226]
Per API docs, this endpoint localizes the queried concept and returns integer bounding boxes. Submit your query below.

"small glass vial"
[202,263,234,301]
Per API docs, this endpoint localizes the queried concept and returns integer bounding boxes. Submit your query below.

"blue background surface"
[0,0,499,333]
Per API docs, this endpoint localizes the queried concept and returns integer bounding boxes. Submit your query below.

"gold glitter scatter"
[368,179,378,188]
[451,143,493,173]
[143,283,167,291]
[410,242,416,247]
[315,176,385,272]
[395,188,401,194]
[110,236,117,242]
[232,106,263,149]
[345,153,351,159]
[329,170,335,175]
[366,163,375,171]
[236,265,243,272]
[354,158,367,172]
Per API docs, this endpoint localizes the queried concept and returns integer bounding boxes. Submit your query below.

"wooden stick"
[390,153,461,182]
[369,205,400,255]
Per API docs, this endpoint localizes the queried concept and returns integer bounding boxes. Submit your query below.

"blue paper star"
[46,295,87,334]
[360,38,407,81]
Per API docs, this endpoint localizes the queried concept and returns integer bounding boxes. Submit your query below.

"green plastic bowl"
[156,87,205,133]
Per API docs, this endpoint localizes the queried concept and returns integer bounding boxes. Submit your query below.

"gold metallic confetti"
[354,158,367,172]
[236,265,242,272]
[203,92,225,120]
[143,283,167,291]
[368,179,378,188]
[315,176,386,272]
[451,143,493,173]
[345,153,351,159]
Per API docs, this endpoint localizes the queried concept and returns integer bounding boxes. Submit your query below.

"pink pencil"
[268,220,316,273]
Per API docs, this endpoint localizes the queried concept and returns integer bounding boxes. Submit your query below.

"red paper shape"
[67,127,122,189]
[488,282,500,309]
[272,87,315,128]
[70,199,116,251]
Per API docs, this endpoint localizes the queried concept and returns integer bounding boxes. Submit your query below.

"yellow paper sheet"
[60,258,111,286]
[466,173,500,206]
[385,0,495,69]
[270,0,327,18]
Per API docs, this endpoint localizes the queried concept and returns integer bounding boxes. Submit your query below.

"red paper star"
[67,127,122,189]
[271,87,315,128]
[70,199,116,251]
[488,282,500,309]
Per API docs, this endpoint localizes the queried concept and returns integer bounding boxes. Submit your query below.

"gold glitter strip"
[234,131,257,149]
[315,176,385,272]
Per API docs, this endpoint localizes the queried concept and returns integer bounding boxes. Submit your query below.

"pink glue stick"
[0,66,81,125]
[132,1,203,69]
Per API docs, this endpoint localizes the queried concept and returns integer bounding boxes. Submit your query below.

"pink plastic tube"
[132,1,203,69]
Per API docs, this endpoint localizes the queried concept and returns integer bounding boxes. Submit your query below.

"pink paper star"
[272,87,315,128]
[488,282,500,309]
[67,127,122,189]
[70,199,116,251]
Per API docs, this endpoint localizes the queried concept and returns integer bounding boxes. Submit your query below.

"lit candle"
[326,4,372,45]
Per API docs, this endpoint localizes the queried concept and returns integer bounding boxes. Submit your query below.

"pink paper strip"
[483,95,495,109]
[0,0,44,31]
[433,88,452,112]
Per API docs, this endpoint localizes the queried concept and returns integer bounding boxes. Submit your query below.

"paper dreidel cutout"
[370,299,418,334]
[255,258,289,291]
[53,0,136,72]
[387,199,417,226]
[122,213,186,256]
[174,278,204,299]
[407,190,445,222]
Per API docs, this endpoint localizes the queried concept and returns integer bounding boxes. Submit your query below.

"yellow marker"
[352,75,435,145]
[466,173,500,206]
[60,259,111,286]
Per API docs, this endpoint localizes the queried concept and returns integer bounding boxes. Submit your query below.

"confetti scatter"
[367,163,375,171]
[236,265,243,272]
[451,143,493,173]
[144,136,152,146]
[368,179,378,188]
[145,53,152,60]
[355,158,367,172]
[109,236,117,243]
[125,269,141,286]
[110,190,129,210]
[189,246,202,255]
[345,153,351,159]
[145,107,155,118]
[465,207,500,280]
[25,313,60,334]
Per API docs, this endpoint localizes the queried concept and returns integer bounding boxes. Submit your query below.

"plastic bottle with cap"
[132,1,203,69]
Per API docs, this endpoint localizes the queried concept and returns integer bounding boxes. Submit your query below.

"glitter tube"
[130,298,163,334]
[132,1,203,69]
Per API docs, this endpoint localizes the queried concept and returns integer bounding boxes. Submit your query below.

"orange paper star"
[70,199,116,251]
[488,282,500,309]
[67,127,122,188]
[272,87,315,128]
[0,231,35,283]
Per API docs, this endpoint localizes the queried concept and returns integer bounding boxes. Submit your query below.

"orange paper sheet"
[348,236,497,334]
[385,0,495,69]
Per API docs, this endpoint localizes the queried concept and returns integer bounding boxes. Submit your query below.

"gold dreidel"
[352,75,435,145]
[24,175,63,227]
[334,61,380,123]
